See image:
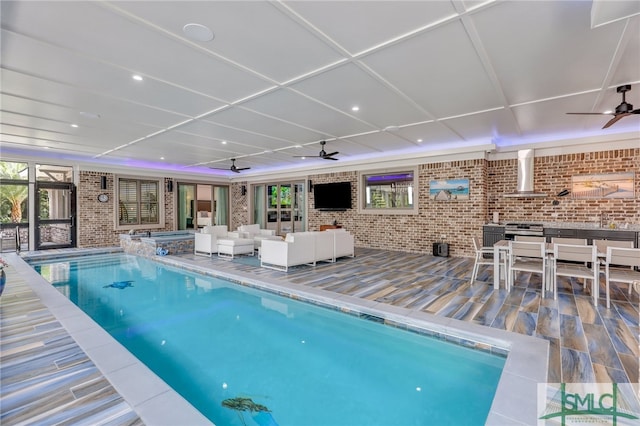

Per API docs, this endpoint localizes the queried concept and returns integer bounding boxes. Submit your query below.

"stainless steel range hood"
[503,149,547,198]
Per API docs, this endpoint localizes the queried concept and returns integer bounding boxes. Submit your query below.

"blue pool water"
[31,253,505,425]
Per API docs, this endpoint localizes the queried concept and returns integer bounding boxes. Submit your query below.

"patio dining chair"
[509,241,547,294]
[603,247,640,308]
[470,236,506,285]
[552,243,598,305]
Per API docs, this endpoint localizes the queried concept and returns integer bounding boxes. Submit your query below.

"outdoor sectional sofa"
[260,229,355,271]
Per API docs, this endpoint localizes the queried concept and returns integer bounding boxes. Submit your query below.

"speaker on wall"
[100,176,107,190]
[241,185,247,196]
[166,180,173,192]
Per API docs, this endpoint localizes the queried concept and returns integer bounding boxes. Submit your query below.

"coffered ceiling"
[1,1,639,178]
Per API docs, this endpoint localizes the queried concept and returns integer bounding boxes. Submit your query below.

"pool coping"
[16,249,549,425]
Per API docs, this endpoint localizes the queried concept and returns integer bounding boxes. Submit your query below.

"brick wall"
[77,172,173,248]
[488,148,640,226]
[307,161,487,256]
[75,147,639,256]
[231,181,250,229]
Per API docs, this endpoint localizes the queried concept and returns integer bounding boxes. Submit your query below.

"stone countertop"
[484,222,640,232]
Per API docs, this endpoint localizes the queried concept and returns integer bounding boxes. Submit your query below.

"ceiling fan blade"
[209,166,230,170]
[235,167,251,171]
[322,151,339,157]
[323,156,339,161]
[566,112,612,115]
[602,113,629,129]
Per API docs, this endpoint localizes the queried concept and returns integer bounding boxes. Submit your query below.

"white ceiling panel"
[471,1,627,104]
[394,122,464,148]
[336,132,417,157]
[591,0,640,27]
[513,92,604,135]
[442,109,520,142]
[1,32,225,117]
[1,1,271,102]
[1,1,638,176]
[284,0,457,55]
[241,89,378,137]
[175,119,296,150]
[611,19,640,85]
[1,71,187,131]
[290,62,428,128]
[114,1,345,83]
[361,19,502,118]
[203,107,326,144]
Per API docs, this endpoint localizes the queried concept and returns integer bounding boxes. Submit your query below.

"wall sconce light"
[100,176,107,190]
[241,185,247,196]
[557,189,570,197]
[308,180,313,193]
[166,180,173,193]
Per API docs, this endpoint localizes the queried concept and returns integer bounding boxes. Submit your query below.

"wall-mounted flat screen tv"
[314,181,352,211]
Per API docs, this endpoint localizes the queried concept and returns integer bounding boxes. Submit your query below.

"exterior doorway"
[34,181,76,250]
[177,183,229,230]
[255,182,305,235]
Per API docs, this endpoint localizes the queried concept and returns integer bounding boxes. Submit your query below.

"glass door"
[177,183,229,230]
[262,182,305,235]
[34,182,76,249]
[178,184,195,230]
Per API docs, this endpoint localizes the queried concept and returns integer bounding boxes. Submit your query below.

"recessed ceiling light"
[603,110,613,114]
[132,74,143,81]
[351,106,360,112]
[417,138,423,143]
[160,156,165,160]
[43,146,50,149]
[221,140,227,145]
[301,156,306,160]
[183,23,214,42]
[70,123,78,128]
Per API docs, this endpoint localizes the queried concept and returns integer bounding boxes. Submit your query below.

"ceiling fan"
[567,84,640,129]
[210,158,251,173]
[294,141,339,161]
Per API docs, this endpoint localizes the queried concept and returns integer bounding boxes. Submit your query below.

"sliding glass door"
[177,183,229,230]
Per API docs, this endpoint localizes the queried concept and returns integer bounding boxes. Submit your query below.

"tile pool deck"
[1,247,638,424]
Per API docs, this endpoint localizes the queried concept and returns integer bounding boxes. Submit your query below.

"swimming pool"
[31,253,506,425]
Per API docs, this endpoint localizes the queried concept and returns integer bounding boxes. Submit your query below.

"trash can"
[433,242,449,257]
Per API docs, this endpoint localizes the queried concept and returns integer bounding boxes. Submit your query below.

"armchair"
[194,225,228,257]
[238,224,280,249]
[325,228,355,261]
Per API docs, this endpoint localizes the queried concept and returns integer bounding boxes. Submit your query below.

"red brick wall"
[488,148,640,225]
[77,172,173,247]
[307,160,487,256]
[76,147,639,256]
